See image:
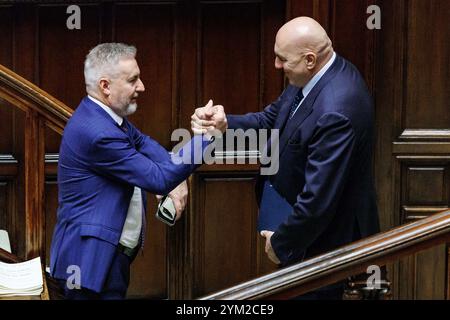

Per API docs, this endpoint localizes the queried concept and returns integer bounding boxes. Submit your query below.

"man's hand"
[191,99,228,135]
[167,180,188,221]
[260,230,281,265]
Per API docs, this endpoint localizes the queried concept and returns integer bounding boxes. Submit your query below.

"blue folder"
[258,180,293,232]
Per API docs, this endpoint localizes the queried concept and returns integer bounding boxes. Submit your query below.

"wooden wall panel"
[376,0,450,300]
[0,6,14,154]
[330,0,375,88]
[405,0,450,129]
[114,2,177,148]
[0,181,10,231]
[415,244,447,300]
[406,166,447,205]
[287,0,329,31]
[200,2,261,116]
[192,173,260,297]
[38,4,101,153]
[0,6,13,70]
[202,178,257,294]
[38,4,101,107]
[261,0,286,108]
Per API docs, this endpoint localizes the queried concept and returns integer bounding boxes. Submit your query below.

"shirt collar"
[87,95,123,126]
[301,52,336,98]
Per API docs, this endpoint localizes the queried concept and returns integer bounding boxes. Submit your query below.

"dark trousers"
[58,251,132,300]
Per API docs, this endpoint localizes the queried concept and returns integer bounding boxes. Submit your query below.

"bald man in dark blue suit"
[192,17,380,299]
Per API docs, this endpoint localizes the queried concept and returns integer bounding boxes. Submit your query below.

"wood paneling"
[0,6,13,70]
[115,2,177,148]
[0,181,10,231]
[38,4,101,108]
[406,167,447,205]
[404,0,450,129]
[376,0,450,299]
[202,177,256,294]
[0,6,14,154]
[191,173,260,297]
[200,2,261,116]
[330,0,376,89]
[38,4,101,153]
[415,245,446,300]
[261,0,285,108]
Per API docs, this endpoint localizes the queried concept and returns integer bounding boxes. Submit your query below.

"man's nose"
[274,57,283,69]
[137,79,145,92]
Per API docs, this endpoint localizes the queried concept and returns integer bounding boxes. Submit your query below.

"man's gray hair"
[84,43,136,92]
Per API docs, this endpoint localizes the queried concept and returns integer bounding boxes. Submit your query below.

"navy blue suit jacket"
[227,55,380,265]
[50,97,209,292]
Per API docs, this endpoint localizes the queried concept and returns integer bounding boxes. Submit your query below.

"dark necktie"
[119,120,128,133]
[289,89,304,119]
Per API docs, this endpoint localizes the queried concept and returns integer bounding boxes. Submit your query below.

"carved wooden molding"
[0,64,72,132]
[393,142,450,154]
[400,129,450,140]
[402,206,449,222]
[0,155,18,164]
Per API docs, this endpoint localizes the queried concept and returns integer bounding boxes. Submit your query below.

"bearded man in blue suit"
[50,43,225,299]
[192,17,380,299]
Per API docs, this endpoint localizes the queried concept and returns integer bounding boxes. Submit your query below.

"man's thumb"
[204,99,214,116]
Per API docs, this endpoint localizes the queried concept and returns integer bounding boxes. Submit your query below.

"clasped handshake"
[190,100,228,137]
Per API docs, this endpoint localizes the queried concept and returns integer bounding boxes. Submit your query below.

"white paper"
[0,230,11,253]
[0,256,43,296]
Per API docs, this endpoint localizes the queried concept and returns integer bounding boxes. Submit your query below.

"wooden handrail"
[200,210,450,300]
[0,247,22,263]
[0,64,73,134]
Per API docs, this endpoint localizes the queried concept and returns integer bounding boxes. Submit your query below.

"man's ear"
[99,78,110,96]
[305,53,317,70]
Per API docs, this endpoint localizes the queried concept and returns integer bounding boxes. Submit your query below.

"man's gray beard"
[124,103,138,116]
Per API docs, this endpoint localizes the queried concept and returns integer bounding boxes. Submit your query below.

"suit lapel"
[83,97,136,147]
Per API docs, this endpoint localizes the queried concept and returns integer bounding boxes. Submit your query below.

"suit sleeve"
[270,112,356,264]
[88,131,209,195]
[130,125,172,163]
[227,86,293,130]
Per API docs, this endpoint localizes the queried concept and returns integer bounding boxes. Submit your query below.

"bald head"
[277,17,333,60]
[274,17,334,87]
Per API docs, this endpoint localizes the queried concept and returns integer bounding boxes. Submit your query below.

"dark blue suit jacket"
[50,97,209,292]
[227,55,380,265]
